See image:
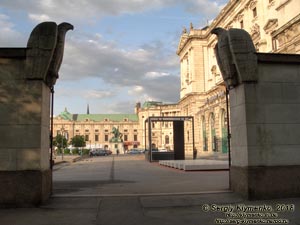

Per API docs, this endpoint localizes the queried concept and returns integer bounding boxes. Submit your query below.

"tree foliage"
[53,134,68,149]
[70,135,86,148]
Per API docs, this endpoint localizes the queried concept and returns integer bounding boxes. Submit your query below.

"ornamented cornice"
[263,19,278,34]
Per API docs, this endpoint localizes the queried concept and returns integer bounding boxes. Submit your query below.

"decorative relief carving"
[268,0,275,9]
[251,23,260,40]
[234,13,244,22]
[246,0,257,9]
[273,21,300,51]
[263,19,278,34]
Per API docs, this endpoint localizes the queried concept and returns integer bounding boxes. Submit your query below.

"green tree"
[53,134,68,150]
[70,135,86,148]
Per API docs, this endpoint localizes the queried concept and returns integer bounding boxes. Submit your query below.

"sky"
[0,0,228,115]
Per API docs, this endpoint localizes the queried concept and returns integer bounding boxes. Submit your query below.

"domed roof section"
[58,107,72,120]
[142,101,163,109]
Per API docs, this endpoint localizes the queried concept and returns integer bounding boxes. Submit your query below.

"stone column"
[0,22,73,207]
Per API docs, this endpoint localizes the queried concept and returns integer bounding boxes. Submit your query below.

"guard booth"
[144,116,194,162]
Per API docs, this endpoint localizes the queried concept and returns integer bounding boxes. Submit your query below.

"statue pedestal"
[110,142,124,154]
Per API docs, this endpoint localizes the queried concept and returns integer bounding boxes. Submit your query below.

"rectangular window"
[85,135,89,141]
[105,129,108,133]
[124,129,128,133]
[134,135,137,141]
[124,135,128,141]
[95,129,99,132]
[134,129,137,132]
[75,129,79,132]
[105,134,108,142]
[95,134,99,142]
[85,129,89,132]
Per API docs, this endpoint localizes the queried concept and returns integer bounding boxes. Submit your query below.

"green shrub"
[82,149,90,155]
[72,148,79,155]
[64,149,70,154]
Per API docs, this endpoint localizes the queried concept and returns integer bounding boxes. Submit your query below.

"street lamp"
[61,127,65,161]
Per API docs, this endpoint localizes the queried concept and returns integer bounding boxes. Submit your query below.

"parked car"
[105,149,112,155]
[127,149,143,154]
[89,148,112,156]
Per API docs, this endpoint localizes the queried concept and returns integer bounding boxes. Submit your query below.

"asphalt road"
[53,154,229,196]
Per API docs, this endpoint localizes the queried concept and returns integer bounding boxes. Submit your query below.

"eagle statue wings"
[211,27,257,89]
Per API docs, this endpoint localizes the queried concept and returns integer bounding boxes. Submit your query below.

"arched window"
[209,113,217,152]
[220,109,228,153]
[201,116,207,151]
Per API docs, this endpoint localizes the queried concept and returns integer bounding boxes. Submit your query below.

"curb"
[53,156,87,165]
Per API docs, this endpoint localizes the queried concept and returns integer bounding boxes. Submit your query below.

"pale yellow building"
[53,108,140,154]
[175,0,300,157]
[136,101,180,151]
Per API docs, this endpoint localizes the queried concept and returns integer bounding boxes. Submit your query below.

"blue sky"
[0,0,227,115]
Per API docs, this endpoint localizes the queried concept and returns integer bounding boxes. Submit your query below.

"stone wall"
[0,22,72,207]
[230,53,300,199]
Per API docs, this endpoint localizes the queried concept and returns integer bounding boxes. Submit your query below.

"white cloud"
[84,90,114,99]
[0,0,226,23]
[145,71,170,79]
[58,34,180,104]
[28,13,51,23]
[0,14,25,47]
[128,85,144,95]
[182,0,227,16]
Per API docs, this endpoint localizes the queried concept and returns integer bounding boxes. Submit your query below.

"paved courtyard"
[53,155,229,196]
[1,155,299,225]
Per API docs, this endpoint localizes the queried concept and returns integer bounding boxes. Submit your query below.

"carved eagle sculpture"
[211,27,257,89]
[46,22,74,87]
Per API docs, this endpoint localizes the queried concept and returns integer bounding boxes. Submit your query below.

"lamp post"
[61,127,65,161]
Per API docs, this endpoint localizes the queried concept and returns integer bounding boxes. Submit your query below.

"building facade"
[175,0,300,157]
[53,0,300,157]
[53,108,140,154]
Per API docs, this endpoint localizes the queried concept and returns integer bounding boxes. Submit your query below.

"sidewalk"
[0,192,299,225]
[53,154,83,165]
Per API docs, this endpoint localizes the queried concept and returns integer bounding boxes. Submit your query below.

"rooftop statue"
[26,22,74,88]
[211,27,257,89]
[47,22,74,87]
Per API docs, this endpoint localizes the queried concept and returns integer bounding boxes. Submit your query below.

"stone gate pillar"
[0,22,73,206]
[212,27,300,199]
[229,53,300,200]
